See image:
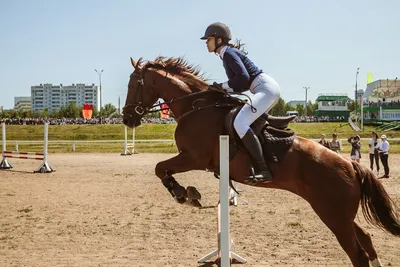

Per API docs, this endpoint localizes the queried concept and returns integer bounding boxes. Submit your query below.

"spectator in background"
[378,135,390,178]
[318,134,330,148]
[348,135,361,163]
[329,133,341,154]
[368,131,381,175]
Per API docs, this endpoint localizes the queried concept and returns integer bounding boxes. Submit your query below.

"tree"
[347,100,358,112]
[269,97,285,116]
[40,109,49,118]
[102,103,117,118]
[284,103,295,114]
[20,109,31,118]
[92,108,99,118]
[295,104,305,116]
[50,109,59,118]
[306,100,316,116]
[0,109,10,119]
[9,109,19,119]
[60,103,81,118]
[144,111,160,119]
[31,110,41,118]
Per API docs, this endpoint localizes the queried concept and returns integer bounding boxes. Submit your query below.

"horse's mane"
[138,56,208,91]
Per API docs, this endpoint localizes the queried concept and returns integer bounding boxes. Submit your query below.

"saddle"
[224,107,296,163]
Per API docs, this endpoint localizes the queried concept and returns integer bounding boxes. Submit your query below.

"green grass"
[1,122,399,153]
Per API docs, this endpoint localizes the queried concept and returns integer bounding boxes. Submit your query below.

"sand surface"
[0,153,399,267]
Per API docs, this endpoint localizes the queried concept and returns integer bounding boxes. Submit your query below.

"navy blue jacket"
[222,47,262,92]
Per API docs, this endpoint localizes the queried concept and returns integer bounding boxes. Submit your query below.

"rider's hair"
[226,39,248,55]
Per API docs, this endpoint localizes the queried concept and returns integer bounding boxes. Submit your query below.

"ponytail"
[227,39,248,55]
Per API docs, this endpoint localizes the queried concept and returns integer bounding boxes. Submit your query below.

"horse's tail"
[352,161,400,236]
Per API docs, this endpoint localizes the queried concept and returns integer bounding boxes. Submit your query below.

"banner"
[367,72,373,84]
[160,103,169,118]
[82,104,93,119]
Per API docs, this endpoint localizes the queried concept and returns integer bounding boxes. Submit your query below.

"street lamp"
[355,67,359,106]
[116,94,123,115]
[303,86,310,116]
[95,69,103,124]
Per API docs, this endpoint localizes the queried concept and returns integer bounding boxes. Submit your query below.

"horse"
[122,56,400,267]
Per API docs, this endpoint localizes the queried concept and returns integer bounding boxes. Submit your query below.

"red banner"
[82,103,93,119]
[160,103,169,118]
[83,104,93,110]
[82,109,93,119]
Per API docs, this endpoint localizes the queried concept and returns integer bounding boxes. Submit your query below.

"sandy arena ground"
[0,153,399,267]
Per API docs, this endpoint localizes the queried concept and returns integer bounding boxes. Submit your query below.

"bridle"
[122,73,146,117]
[123,71,173,119]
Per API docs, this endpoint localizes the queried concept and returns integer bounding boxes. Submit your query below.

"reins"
[123,68,257,119]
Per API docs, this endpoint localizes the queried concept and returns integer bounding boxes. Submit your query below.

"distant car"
[286,111,299,117]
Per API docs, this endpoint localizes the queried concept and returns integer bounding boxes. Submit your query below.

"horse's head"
[122,57,159,128]
[123,56,210,128]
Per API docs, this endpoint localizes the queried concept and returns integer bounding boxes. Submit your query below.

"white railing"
[0,139,176,153]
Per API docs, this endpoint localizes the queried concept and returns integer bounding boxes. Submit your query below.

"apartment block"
[31,83,100,112]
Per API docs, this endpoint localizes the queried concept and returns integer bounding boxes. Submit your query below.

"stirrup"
[246,169,273,184]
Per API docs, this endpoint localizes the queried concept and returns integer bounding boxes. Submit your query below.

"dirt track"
[0,153,399,267]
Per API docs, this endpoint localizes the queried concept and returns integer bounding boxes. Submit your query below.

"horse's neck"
[152,71,207,121]
[149,69,239,122]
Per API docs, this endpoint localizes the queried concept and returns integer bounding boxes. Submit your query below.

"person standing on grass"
[329,133,341,154]
[378,135,390,178]
[348,135,361,163]
[368,131,381,175]
[318,134,330,148]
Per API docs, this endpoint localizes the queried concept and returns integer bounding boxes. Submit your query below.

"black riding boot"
[241,128,273,182]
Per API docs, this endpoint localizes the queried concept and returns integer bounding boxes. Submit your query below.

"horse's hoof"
[186,186,201,200]
[172,183,186,198]
[175,196,186,204]
[186,199,202,208]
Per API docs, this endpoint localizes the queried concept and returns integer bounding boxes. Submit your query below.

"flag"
[367,72,373,84]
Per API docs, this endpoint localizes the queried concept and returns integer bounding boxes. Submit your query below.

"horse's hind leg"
[311,204,370,266]
[328,222,370,267]
[353,222,383,267]
[155,152,205,206]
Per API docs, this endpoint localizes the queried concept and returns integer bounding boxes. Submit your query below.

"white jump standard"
[121,126,138,155]
[199,135,246,266]
[0,122,54,173]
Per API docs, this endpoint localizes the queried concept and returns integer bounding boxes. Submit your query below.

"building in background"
[314,93,351,120]
[362,78,400,121]
[14,96,32,110]
[31,83,100,112]
[287,100,306,107]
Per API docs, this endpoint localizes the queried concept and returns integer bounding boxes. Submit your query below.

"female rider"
[201,22,280,182]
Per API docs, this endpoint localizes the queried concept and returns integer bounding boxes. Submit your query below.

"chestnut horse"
[122,56,399,267]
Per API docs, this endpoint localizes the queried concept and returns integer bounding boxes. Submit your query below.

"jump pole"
[0,122,12,169]
[198,135,246,266]
[0,122,53,173]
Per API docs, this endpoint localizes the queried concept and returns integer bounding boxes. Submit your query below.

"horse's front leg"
[155,152,204,207]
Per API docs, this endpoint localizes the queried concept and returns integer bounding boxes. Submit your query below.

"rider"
[201,22,281,182]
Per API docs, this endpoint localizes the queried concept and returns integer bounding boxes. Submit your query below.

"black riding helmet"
[200,22,232,52]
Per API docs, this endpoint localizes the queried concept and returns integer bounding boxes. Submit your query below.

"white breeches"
[233,73,280,139]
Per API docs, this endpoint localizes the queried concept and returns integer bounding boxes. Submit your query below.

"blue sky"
[0,0,399,109]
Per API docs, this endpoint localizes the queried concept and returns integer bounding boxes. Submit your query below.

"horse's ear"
[130,57,137,69]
